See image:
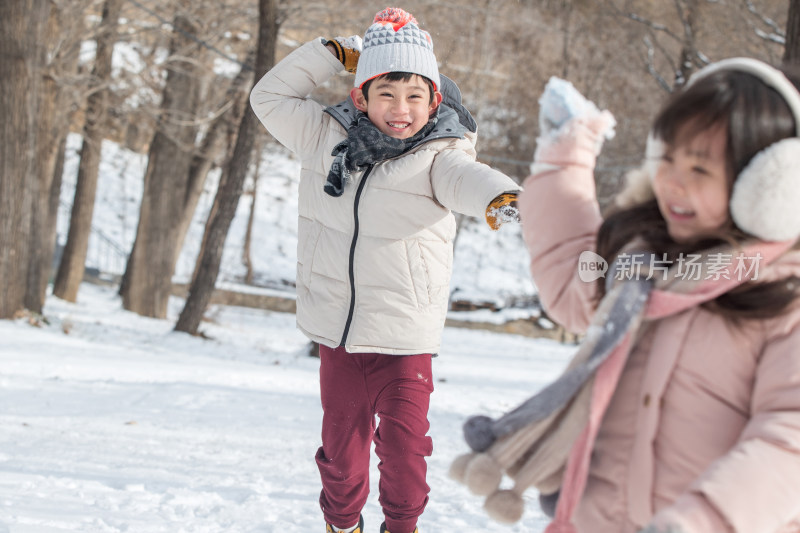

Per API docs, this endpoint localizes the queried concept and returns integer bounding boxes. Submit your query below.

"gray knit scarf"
[324,111,438,197]
[463,255,652,452]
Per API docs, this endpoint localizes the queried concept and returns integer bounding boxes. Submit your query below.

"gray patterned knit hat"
[354,7,441,90]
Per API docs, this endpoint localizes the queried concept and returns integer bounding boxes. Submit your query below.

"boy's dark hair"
[361,72,436,104]
[596,66,800,319]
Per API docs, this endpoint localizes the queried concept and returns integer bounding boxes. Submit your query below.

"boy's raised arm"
[249,38,344,157]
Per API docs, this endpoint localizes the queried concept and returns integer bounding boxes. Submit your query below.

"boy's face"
[350,75,443,139]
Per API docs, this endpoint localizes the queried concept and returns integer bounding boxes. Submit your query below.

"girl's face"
[652,124,732,243]
[350,75,442,139]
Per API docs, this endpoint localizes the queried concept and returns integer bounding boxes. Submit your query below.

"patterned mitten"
[486,193,520,230]
[326,36,362,73]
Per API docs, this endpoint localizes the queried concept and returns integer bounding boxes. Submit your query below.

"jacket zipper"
[339,164,374,347]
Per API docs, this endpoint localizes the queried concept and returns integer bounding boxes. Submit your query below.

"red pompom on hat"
[373,7,417,30]
[354,7,440,90]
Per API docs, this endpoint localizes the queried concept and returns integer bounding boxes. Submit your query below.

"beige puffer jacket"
[250,39,520,355]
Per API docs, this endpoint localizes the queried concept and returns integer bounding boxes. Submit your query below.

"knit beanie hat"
[354,7,441,91]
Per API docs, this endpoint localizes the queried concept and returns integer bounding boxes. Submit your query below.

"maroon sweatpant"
[316,345,434,533]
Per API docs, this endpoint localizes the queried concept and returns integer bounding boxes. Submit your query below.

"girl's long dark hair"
[597,65,800,319]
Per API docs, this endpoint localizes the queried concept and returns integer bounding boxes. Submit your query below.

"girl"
[517,58,800,532]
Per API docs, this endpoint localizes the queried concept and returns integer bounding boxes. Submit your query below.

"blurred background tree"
[0,0,795,320]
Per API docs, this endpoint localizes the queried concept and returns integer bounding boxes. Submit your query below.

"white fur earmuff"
[627,58,800,242]
[730,137,800,241]
[692,58,800,242]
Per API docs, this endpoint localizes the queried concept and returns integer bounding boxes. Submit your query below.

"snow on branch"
[744,0,786,44]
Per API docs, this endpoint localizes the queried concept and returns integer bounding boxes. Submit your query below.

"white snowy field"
[0,283,574,533]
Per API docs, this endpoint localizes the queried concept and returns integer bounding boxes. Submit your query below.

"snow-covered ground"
[0,283,573,532]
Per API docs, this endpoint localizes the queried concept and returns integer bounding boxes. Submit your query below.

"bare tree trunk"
[0,0,49,319]
[122,7,206,318]
[174,0,279,334]
[120,51,248,305]
[171,48,258,272]
[785,0,800,65]
[44,18,85,295]
[25,4,59,313]
[25,2,86,311]
[242,142,263,285]
[53,0,123,302]
[25,1,90,311]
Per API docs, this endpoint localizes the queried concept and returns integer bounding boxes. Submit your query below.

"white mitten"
[538,77,615,140]
[531,77,616,175]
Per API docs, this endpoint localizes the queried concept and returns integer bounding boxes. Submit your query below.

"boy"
[250,7,521,533]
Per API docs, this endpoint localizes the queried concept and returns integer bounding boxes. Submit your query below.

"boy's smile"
[351,75,442,140]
